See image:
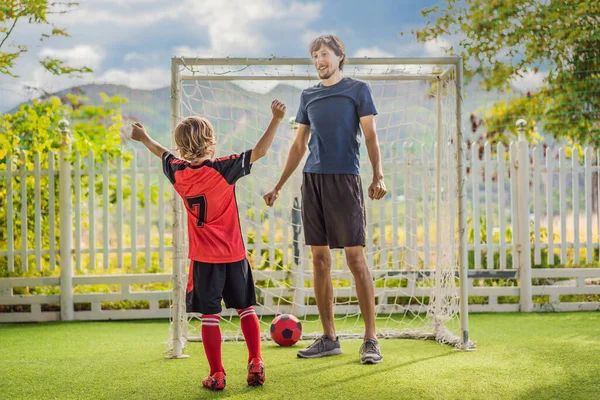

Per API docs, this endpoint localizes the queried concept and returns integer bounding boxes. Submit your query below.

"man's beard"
[318,68,336,80]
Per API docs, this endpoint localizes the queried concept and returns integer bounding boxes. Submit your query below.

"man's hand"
[130,122,149,142]
[263,187,281,207]
[271,99,286,120]
[368,178,387,200]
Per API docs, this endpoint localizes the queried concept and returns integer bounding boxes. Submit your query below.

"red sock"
[238,307,262,363]
[201,314,223,375]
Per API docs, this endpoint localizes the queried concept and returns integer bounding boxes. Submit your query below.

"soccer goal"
[165,56,472,358]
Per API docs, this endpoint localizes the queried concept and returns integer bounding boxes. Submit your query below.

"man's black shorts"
[301,172,366,249]
[186,258,256,314]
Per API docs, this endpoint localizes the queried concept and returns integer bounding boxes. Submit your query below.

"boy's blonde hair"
[174,116,216,161]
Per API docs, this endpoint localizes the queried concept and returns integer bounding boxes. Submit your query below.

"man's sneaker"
[247,358,265,386]
[297,335,342,358]
[202,372,226,391]
[360,339,383,364]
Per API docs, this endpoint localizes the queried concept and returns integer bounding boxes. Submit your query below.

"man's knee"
[345,248,369,277]
[345,247,365,266]
[311,247,331,274]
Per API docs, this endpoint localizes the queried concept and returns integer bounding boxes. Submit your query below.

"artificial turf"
[1,312,599,399]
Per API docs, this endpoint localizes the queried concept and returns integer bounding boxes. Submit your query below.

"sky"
[0,0,544,112]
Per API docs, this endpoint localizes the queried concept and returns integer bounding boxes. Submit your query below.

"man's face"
[312,45,341,80]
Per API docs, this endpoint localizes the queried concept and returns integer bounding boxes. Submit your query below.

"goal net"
[165,57,471,357]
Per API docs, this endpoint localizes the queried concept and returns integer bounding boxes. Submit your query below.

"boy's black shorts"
[186,258,256,315]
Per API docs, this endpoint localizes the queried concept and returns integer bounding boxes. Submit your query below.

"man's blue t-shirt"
[295,77,377,175]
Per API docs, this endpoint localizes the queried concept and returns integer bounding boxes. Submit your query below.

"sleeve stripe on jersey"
[162,152,189,184]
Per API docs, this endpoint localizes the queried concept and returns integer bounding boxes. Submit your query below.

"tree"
[413,0,600,146]
[1,0,91,77]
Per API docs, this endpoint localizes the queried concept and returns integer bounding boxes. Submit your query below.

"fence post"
[291,196,306,317]
[288,119,306,317]
[515,119,533,312]
[59,119,74,321]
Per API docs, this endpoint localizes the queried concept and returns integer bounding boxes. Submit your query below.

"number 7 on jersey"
[187,195,207,227]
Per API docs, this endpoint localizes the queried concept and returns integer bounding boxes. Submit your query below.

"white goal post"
[166,56,472,358]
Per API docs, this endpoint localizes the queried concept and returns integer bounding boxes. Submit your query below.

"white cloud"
[124,52,148,63]
[19,50,167,101]
[301,30,335,48]
[182,0,322,56]
[39,45,104,70]
[97,68,170,90]
[510,70,549,93]
[353,47,394,58]
[56,1,186,27]
[62,0,322,34]
[424,38,452,56]
[172,46,219,58]
[14,45,104,97]
[0,0,324,109]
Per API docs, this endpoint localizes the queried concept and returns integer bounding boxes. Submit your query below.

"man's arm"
[250,100,286,164]
[360,114,387,200]
[130,122,169,158]
[263,123,310,206]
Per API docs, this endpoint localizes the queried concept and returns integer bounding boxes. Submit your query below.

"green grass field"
[1,312,599,400]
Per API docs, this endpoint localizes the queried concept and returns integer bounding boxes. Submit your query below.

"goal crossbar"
[173,56,461,66]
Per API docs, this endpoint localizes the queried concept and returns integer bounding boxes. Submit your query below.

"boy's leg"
[237,307,261,362]
[201,314,224,375]
[237,307,264,386]
[222,259,265,386]
[187,260,228,388]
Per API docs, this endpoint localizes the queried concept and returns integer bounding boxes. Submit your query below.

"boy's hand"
[130,122,149,142]
[263,187,280,207]
[271,99,286,120]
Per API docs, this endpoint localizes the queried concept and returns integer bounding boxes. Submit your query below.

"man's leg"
[298,173,341,358]
[344,246,376,340]
[296,246,342,358]
[311,245,336,339]
[345,246,383,364]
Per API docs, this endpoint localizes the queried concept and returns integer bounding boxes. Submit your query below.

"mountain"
[8,77,507,155]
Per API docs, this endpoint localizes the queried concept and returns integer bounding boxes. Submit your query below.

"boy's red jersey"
[162,150,252,263]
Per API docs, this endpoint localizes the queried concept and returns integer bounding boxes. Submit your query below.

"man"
[263,35,386,364]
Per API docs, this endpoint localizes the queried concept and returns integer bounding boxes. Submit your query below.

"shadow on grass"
[309,350,457,390]
[518,376,600,400]
[204,346,457,399]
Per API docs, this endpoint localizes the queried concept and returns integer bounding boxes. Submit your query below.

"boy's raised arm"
[130,122,169,158]
[249,99,286,164]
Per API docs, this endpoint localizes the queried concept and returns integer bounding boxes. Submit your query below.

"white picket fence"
[467,140,600,312]
[469,143,599,269]
[1,138,599,322]
[0,140,176,321]
[0,150,173,273]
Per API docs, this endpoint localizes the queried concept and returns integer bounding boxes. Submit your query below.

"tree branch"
[0,16,20,50]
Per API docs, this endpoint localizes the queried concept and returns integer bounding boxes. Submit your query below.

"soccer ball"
[270,314,302,346]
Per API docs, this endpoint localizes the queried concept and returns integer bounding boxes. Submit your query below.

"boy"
[131,99,287,390]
